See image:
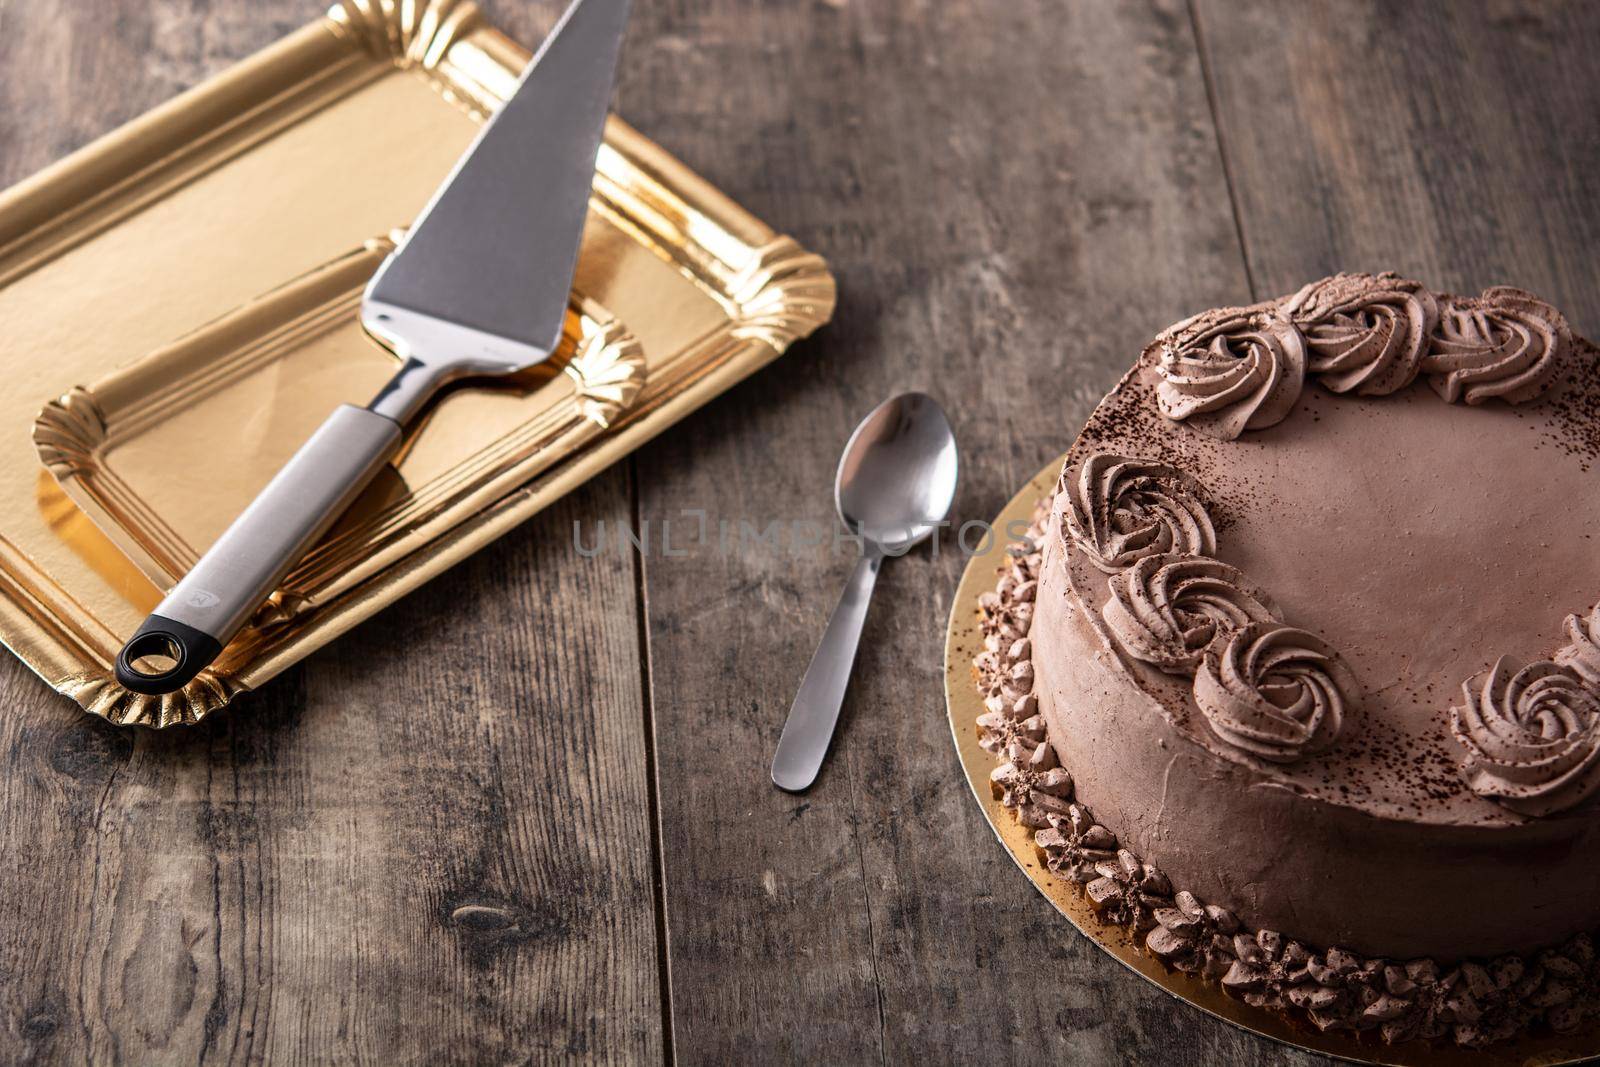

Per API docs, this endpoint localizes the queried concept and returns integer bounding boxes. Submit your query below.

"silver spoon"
[771,392,959,792]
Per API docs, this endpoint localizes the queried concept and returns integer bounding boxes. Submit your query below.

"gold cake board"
[943,453,1598,1066]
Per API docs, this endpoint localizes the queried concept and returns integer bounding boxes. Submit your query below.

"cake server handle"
[113,404,402,695]
[771,547,883,792]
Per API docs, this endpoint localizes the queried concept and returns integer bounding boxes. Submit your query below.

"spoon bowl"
[836,392,960,552]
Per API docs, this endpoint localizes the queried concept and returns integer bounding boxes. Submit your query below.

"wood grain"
[0,474,663,1064]
[620,0,1325,1062]
[3,0,1596,1063]
[1192,0,1600,325]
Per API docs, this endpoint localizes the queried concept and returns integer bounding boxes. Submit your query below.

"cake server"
[771,393,959,792]
[114,0,631,695]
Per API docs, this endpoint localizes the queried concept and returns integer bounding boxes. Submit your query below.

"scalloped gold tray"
[945,454,1599,1067]
[34,235,644,628]
[1,1,833,727]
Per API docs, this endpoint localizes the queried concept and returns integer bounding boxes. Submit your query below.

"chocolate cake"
[974,273,1600,1048]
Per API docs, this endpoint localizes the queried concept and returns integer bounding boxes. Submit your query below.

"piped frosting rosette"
[1151,275,1572,437]
[1422,286,1569,405]
[1557,603,1600,687]
[1065,451,1359,763]
[1064,453,1215,574]
[1193,623,1357,764]
[1155,306,1306,440]
[1102,554,1281,675]
[1450,657,1600,817]
[1282,271,1437,396]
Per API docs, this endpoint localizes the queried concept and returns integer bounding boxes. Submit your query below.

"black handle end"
[114,616,224,695]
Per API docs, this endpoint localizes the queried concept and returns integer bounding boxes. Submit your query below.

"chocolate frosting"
[1155,306,1306,439]
[977,512,1600,1047]
[1102,554,1280,675]
[1154,274,1568,438]
[1063,453,1215,573]
[1423,286,1569,405]
[1072,443,1362,764]
[1558,603,1600,686]
[1451,657,1600,817]
[975,276,1600,1047]
[1282,271,1437,396]
[1193,623,1357,764]
[1013,277,1600,970]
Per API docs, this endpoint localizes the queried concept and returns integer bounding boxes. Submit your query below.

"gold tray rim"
[943,452,1600,1067]
[0,1,836,728]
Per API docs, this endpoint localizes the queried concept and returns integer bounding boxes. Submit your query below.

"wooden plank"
[625,0,1326,1061]
[1193,0,1600,324]
[0,486,663,1065]
[0,1,663,1062]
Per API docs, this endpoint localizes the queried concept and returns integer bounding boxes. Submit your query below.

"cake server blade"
[114,0,631,695]
[362,0,632,388]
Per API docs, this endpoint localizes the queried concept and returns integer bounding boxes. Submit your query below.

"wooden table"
[2,1,1597,1063]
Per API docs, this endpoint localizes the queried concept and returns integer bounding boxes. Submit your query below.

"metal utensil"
[771,392,959,792]
[114,0,631,694]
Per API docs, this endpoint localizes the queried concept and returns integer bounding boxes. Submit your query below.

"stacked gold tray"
[1,0,835,727]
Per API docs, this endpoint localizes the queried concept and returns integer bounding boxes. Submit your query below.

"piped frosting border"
[974,500,1600,1049]
[1062,451,1359,765]
[1155,273,1572,440]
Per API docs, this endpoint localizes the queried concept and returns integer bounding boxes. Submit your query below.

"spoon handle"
[771,549,883,792]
